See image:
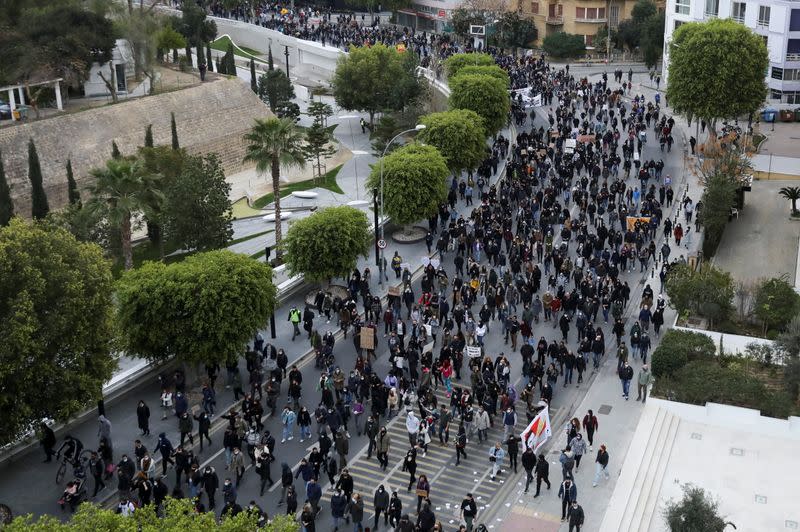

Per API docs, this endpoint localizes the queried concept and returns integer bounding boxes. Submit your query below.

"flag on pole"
[520,402,552,452]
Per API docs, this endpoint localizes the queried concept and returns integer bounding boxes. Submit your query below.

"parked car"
[0,100,11,119]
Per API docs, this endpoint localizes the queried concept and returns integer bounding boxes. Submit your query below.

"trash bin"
[762,108,777,122]
[794,108,800,122]
[780,109,794,122]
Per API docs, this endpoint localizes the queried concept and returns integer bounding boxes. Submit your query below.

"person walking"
[593,445,610,487]
[202,466,219,510]
[288,306,302,341]
[179,412,194,447]
[230,447,246,487]
[402,448,418,490]
[154,432,175,475]
[350,492,365,532]
[377,426,391,471]
[406,410,420,447]
[558,478,577,522]
[619,362,634,400]
[582,410,599,451]
[567,501,585,531]
[330,489,347,530]
[281,406,297,443]
[533,453,551,497]
[505,433,520,474]
[137,400,151,436]
[460,493,478,531]
[39,423,56,463]
[569,434,588,470]
[89,451,106,497]
[455,423,468,465]
[373,485,390,529]
[637,364,654,403]
[489,442,505,481]
[415,475,430,514]
[522,446,537,492]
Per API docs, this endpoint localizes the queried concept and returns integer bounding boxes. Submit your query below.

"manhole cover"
[598,405,613,415]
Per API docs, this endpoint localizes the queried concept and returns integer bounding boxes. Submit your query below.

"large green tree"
[0,149,12,226]
[754,277,800,335]
[116,251,276,366]
[0,219,115,445]
[452,65,510,87]
[284,206,371,282]
[162,154,233,251]
[444,53,495,80]
[449,74,511,136]
[418,109,487,176]
[332,44,425,126]
[493,12,538,56]
[87,157,163,270]
[640,10,666,69]
[542,32,586,59]
[663,485,729,532]
[28,138,49,220]
[666,18,768,128]
[366,143,449,226]
[243,118,306,260]
[665,263,735,327]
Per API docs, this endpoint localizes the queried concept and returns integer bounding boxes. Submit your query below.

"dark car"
[0,100,11,119]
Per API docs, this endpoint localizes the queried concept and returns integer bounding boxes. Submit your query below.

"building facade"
[517,0,640,49]
[396,0,460,32]
[663,0,800,104]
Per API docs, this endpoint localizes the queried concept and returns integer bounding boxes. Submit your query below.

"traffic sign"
[377,239,387,249]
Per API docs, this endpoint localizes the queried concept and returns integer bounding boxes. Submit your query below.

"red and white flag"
[520,401,552,452]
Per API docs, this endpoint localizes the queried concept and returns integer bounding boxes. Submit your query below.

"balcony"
[787,53,800,61]
[575,16,607,22]
[546,15,564,24]
[731,15,745,23]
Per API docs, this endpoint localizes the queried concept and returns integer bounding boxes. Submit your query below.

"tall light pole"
[377,124,426,285]
[607,0,612,63]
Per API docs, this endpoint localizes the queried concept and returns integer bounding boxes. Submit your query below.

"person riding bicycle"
[56,435,84,464]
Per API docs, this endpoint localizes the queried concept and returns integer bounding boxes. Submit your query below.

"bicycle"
[55,450,90,485]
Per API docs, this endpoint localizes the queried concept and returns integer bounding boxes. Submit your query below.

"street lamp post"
[284,45,290,78]
[377,124,426,286]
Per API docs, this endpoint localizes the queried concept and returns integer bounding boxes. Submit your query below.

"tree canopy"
[5,497,299,531]
[663,485,729,532]
[366,143,449,226]
[542,32,586,59]
[449,74,511,136]
[666,18,768,126]
[444,53,495,80]
[665,263,734,327]
[493,12,538,55]
[162,153,233,251]
[0,219,115,445]
[283,206,371,282]
[116,251,276,366]
[418,109,487,175]
[452,65,510,88]
[332,44,425,125]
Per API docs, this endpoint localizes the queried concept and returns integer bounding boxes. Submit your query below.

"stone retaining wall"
[0,78,270,214]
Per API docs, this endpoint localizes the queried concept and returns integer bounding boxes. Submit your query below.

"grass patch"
[112,239,189,278]
[228,229,274,247]
[232,198,264,219]
[252,164,345,209]
[209,36,262,59]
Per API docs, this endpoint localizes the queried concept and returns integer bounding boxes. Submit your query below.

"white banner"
[466,346,482,358]
[520,402,552,452]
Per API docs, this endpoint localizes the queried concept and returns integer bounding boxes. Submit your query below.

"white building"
[663,0,800,105]
[83,39,135,97]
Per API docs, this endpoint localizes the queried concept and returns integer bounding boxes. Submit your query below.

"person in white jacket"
[406,410,420,447]
[489,442,506,481]
[474,406,490,443]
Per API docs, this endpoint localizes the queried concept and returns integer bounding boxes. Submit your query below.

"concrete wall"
[0,78,270,214]
[752,153,800,179]
[672,316,775,357]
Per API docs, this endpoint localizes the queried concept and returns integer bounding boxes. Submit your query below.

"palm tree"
[243,117,306,261]
[88,157,163,270]
[779,186,800,215]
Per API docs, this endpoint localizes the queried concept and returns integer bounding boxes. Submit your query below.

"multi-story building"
[517,0,641,48]
[663,0,800,104]
[396,0,461,32]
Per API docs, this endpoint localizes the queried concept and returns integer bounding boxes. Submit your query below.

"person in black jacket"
[388,491,403,528]
[153,476,169,508]
[534,453,551,497]
[506,434,521,474]
[88,451,106,497]
[202,466,219,510]
[137,400,151,436]
[522,447,537,492]
[373,484,390,529]
[417,502,436,531]
[567,501,585,531]
[39,423,56,462]
[194,412,212,451]
[279,463,293,505]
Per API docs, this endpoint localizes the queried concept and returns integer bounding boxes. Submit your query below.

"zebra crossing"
[320,384,562,527]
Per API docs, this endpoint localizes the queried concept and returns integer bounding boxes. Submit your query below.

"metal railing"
[575,16,607,22]
[546,15,564,24]
[787,53,800,61]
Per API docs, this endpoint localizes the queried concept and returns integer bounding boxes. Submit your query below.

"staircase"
[602,404,681,532]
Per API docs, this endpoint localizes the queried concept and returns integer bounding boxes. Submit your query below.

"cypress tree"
[206,45,214,72]
[268,46,274,71]
[27,139,49,220]
[0,149,13,226]
[196,43,204,67]
[66,159,80,207]
[170,112,179,150]
[215,57,222,74]
[223,43,236,76]
[172,48,178,63]
[111,141,121,159]
[250,58,257,93]
[144,124,154,148]
[185,45,193,67]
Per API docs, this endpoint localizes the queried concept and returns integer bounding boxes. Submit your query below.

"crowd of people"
[35,3,696,531]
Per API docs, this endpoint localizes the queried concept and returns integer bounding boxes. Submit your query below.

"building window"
[791,10,800,31]
[758,5,770,26]
[785,69,800,81]
[585,34,594,46]
[772,67,783,80]
[610,4,620,26]
[531,1,539,14]
[675,0,690,15]
[675,20,684,30]
[788,91,800,104]
[576,6,585,18]
[705,0,719,17]
[771,89,782,100]
[731,2,745,22]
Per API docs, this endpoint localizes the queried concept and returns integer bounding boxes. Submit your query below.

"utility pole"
[607,0,612,63]
[284,45,290,78]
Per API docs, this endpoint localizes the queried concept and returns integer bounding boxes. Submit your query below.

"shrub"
[665,263,735,327]
[651,330,716,377]
[444,53,495,80]
[753,277,800,334]
[542,32,586,59]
